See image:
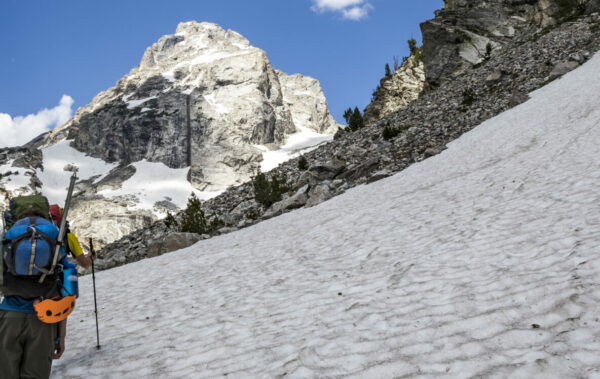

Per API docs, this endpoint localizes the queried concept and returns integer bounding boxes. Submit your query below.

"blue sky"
[0,0,443,147]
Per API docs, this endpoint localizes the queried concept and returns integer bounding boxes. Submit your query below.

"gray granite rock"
[548,60,581,80]
[147,232,202,258]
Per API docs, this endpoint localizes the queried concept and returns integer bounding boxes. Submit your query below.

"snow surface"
[52,55,600,378]
[37,139,117,205]
[0,161,33,194]
[97,160,220,216]
[174,49,253,69]
[125,96,157,110]
[256,121,333,172]
[162,72,176,83]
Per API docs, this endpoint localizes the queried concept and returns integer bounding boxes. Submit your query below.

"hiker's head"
[17,208,50,220]
[49,204,63,225]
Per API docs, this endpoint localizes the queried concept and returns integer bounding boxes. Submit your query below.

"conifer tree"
[253,172,287,207]
[407,38,422,62]
[164,211,178,229]
[385,63,391,77]
[269,175,284,204]
[343,108,353,125]
[348,107,365,131]
[253,172,272,206]
[180,193,208,234]
[298,156,309,170]
[485,42,492,60]
[408,38,418,54]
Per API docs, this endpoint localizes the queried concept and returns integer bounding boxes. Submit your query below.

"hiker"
[49,204,94,269]
[0,203,70,378]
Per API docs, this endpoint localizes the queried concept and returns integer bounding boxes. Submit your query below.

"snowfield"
[255,121,333,172]
[37,139,117,205]
[97,160,220,217]
[51,54,600,378]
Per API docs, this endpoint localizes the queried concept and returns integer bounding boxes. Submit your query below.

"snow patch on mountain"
[37,139,117,205]
[0,162,32,198]
[162,72,176,82]
[125,96,157,110]
[255,122,333,172]
[97,160,220,217]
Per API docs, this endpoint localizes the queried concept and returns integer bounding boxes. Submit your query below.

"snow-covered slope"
[51,54,600,378]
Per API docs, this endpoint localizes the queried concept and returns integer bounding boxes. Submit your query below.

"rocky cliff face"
[421,0,600,87]
[363,55,425,125]
[0,21,340,245]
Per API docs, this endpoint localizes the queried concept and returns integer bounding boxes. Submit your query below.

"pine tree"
[298,156,309,170]
[253,172,287,207]
[164,211,178,229]
[179,193,208,234]
[408,38,418,54]
[269,175,284,204]
[407,38,422,63]
[343,108,353,125]
[348,107,364,131]
[385,63,391,77]
[485,42,492,60]
[253,172,272,206]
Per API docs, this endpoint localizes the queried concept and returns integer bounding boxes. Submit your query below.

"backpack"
[1,212,65,299]
[3,195,50,229]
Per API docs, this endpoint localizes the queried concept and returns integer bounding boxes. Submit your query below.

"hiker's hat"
[49,204,63,225]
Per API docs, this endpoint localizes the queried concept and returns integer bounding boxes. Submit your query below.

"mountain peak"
[138,21,252,72]
[175,21,223,35]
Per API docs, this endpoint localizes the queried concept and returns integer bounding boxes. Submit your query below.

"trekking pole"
[89,238,101,350]
[40,166,78,283]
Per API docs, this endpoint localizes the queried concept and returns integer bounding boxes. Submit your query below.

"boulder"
[548,61,580,81]
[306,184,333,207]
[338,158,379,181]
[295,159,345,188]
[146,232,202,258]
[486,70,503,82]
[367,170,393,184]
[508,88,531,107]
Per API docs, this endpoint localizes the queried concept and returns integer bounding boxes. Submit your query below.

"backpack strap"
[5,221,58,277]
[27,217,39,275]
[29,236,37,275]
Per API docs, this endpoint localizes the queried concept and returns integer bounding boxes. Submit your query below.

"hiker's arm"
[68,232,94,269]
[75,253,93,269]
[53,320,67,359]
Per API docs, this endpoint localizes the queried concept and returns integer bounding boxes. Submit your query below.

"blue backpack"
[1,216,66,299]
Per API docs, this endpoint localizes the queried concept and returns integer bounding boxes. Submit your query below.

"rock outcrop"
[363,55,425,125]
[421,0,600,87]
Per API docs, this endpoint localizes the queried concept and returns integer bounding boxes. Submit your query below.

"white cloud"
[311,0,373,20]
[0,95,74,148]
[341,4,373,20]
